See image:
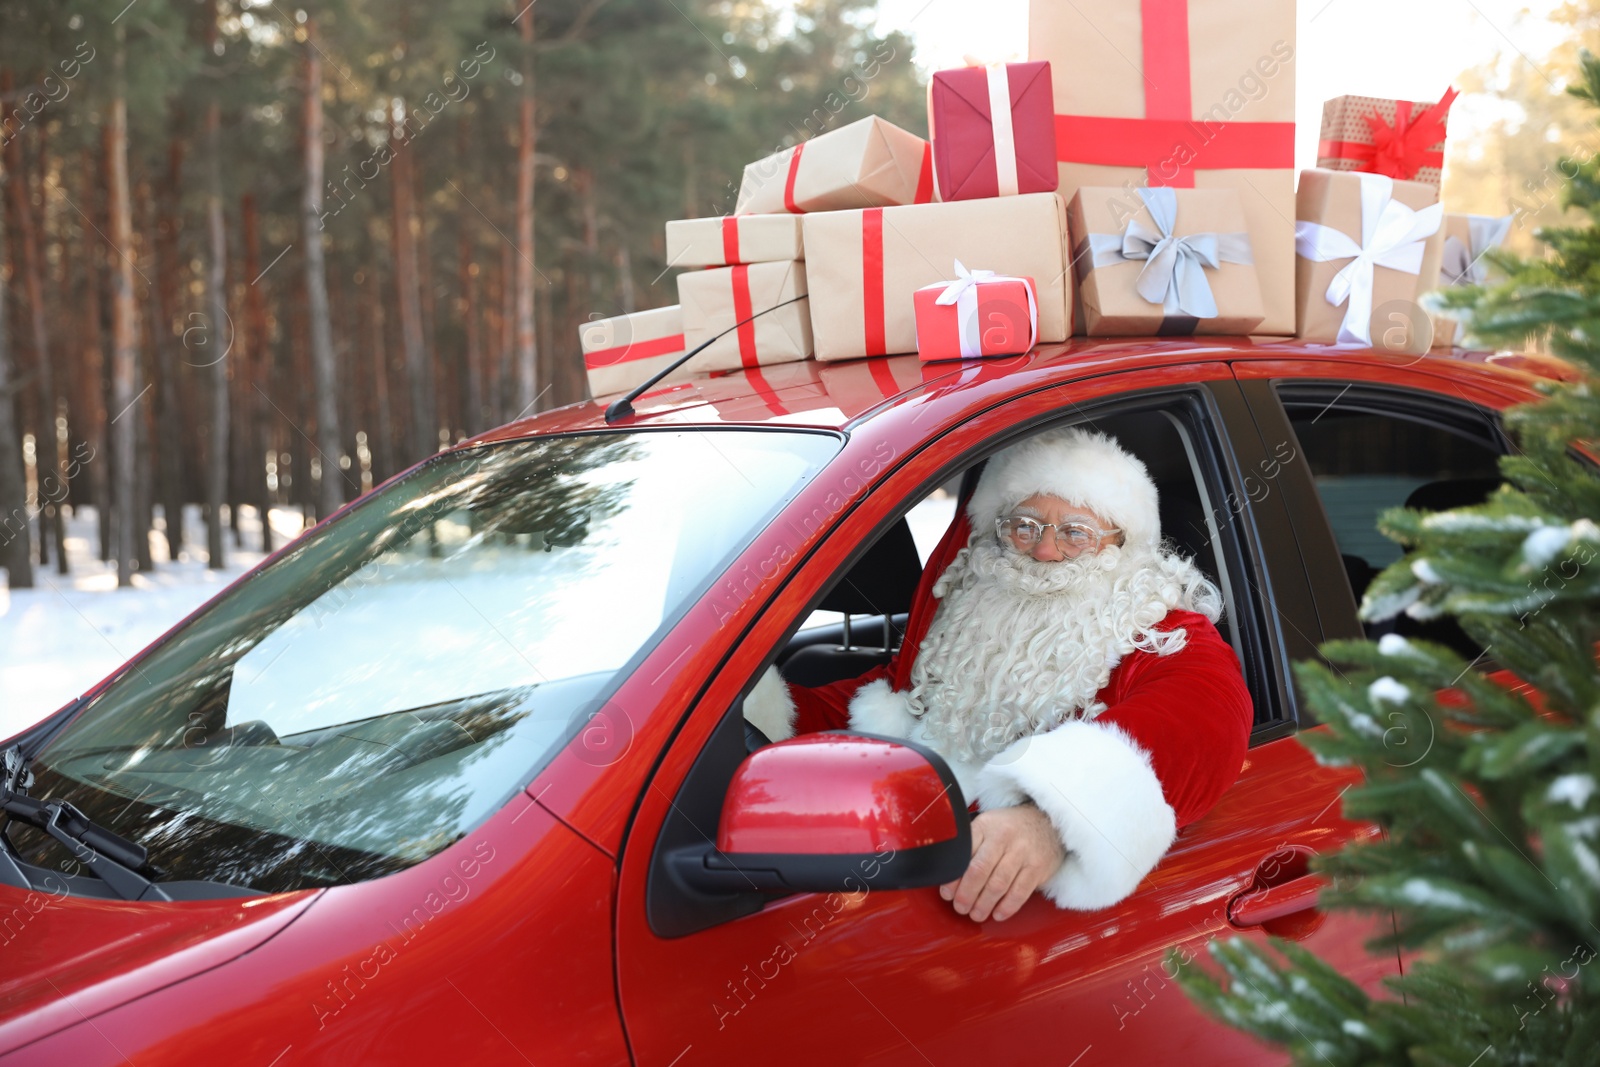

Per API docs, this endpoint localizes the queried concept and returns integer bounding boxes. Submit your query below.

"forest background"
[0,0,1587,591]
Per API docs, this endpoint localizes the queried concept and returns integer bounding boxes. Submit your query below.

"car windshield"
[17,429,838,895]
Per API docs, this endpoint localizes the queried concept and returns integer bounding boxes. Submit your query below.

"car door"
[614,363,1401,1066]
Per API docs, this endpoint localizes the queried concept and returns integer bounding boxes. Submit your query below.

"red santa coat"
[768,509,1253,909]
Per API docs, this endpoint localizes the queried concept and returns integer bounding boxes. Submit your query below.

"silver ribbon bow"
[1440,214,1513,287]
[1086,187,1254,319]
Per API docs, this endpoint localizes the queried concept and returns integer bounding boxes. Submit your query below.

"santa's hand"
[939,804,1065,922]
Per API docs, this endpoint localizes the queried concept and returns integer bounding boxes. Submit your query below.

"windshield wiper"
[1,745,172,902]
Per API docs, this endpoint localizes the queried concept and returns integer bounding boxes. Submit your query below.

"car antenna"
[603,295,809,424]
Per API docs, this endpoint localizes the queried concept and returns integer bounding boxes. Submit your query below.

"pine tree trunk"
[459,223,482,435]
[78,150,110,568]
[369,286,395,483]
[498,240,514,426]
[514,5,539,415]
[152,139,186,560]
[107,49,138,587]
[0,161,32,588]
[3,84,68,575]
[134,344,155,574]
[301,16,343,522]
[389,107,433,462]
[240,192,272,554]
[203,94,229,569]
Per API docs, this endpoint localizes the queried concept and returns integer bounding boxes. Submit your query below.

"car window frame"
[642,374,1303,936]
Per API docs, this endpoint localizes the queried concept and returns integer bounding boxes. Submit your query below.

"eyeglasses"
[995,515,1122,556]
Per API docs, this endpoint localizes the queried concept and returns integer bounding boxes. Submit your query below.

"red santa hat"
[965,427,1161,550]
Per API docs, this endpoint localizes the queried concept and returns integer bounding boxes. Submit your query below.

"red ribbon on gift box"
[583,332,687,370]
[1317,88,1458,181]
[730,265,759,368]
[1052,0,1295,186]
[862,208,887,357]
[780,140,936,213]
[720,216,741,263]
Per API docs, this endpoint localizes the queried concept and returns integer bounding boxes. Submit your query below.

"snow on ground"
[0,505,309,741]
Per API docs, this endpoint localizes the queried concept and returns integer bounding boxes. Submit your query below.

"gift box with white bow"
[736,116,935,215]
[665,214,804,268]
[676,260,813,371]
[1029,0,1298,335]
[913,262,1039,360]
[1429,212,1513,349]
[579,306,691,398]
[1317,90,1457,188]
[928,61,1058,202]
[1294,169,1444,355]
[802,192,1071,362]
[1067,186,1264,335]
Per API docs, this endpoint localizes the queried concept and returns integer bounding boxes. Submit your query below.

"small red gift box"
[1317,89,1458,188]
[928,61,1058,201]
[914,263,1038,362]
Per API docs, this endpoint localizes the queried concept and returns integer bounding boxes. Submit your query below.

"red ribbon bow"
[1364,87,1458,180]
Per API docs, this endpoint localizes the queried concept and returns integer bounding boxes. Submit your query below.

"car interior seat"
[777,517,924,688]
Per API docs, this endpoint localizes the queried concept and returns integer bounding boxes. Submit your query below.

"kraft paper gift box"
[1068,186,1264,335]
[928,61,1058,201]
[1294,169,1445,355]
[664,214,804,268]
[579,306,691,398]
[914,263,1039,360]
[1429,212,1513,348]
[735,116,934,215]
[1029,0,1297,334]
[1317,90,1458,188]
[676,260,812,371]
[802,191,1071,362]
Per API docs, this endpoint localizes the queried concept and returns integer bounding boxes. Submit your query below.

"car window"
[1284,407,1500,587]
[797,485,957,633]
[21,429,838,895]
[1279,387,1503,654]
[777,396,1276,722]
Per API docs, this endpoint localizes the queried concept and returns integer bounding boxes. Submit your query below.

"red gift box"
[914,263,1038,362]
[929,61,1058,201]
[1317,90,1458,187]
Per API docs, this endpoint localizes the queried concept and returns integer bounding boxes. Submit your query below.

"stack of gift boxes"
[579,0,1512,401]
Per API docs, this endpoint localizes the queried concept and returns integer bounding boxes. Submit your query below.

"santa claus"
[745,427,1253,922]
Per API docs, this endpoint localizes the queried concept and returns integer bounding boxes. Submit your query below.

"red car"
[0,339,1564,1065]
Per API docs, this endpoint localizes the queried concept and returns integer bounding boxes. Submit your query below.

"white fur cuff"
[974,720,1176,910]
[847,678,920,739]
[744,666,797,742]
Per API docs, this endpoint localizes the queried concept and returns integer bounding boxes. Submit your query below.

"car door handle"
[1228,873,1330,928]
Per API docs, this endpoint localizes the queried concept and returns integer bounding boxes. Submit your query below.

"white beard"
[906,538,1223,765]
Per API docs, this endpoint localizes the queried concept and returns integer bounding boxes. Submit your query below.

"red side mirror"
[678,732,971,895]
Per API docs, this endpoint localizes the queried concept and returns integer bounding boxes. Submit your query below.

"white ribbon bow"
[1294,173,1445,346]
[1086,188,1254,319]
[933,259,1039,357]
[1441,214,1513,287]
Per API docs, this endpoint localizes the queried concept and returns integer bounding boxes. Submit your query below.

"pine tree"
[1179,53,1600,1066]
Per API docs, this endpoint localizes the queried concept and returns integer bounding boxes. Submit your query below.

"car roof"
[467,338,1573,447]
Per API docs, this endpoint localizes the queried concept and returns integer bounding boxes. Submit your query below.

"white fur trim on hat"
[744,666,797,742]
[973,719,1177,910]
[966,428,1161,550]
